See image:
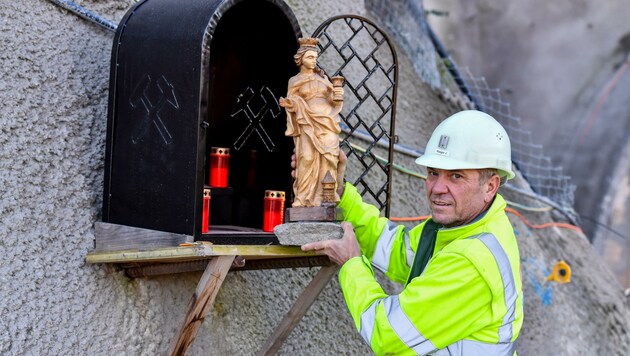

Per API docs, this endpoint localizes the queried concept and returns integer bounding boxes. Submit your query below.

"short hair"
[478,168,499,186]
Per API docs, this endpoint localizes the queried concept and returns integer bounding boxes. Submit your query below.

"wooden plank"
[167,255,235,356]
[206,245,321,258]
[123,256,333,278]
[94,222,193,252]
[86,243,321,264]
[86,243,214,264]
[257,265,339,356]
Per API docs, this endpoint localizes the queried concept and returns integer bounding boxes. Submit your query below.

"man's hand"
[301,222,361,265]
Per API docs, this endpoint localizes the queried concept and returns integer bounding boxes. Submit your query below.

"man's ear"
[484,174,501,202]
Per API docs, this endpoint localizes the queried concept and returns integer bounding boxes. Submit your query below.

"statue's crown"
[298,37,319,48]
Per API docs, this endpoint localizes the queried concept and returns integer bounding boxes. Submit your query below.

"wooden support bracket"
[167,255,235,356]
[257,265,339,356]
[86,244,336,355]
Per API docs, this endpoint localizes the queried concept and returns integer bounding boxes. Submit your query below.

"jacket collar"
[431,194,507,251]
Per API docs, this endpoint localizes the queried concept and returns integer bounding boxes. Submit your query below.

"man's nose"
[431,175,449,194]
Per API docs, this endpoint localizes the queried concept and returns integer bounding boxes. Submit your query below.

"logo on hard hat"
[438,135,449,149]
[434,135,450,156]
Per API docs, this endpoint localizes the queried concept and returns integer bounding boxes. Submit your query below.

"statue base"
[274,222,343,245]
[285,205,342,222]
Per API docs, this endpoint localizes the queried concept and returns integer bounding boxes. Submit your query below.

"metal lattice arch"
[312,15,399,217]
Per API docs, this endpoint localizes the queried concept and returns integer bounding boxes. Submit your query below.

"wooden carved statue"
[280,37,344,207]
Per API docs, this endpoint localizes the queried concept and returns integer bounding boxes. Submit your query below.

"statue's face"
[302,50,318,70]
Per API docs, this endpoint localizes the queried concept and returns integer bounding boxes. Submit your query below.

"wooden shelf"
[86,242,319,265]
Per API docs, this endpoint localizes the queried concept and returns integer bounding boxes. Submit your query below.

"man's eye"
[428,170,438,176]
[452,173,462,179]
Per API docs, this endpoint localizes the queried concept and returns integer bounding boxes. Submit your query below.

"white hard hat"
[415,110,515,180]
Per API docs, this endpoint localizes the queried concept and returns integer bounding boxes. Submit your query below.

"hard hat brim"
[415,154,515,180]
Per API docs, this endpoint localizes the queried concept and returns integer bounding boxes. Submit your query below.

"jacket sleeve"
[338,182,417,283]
[338,251,494,355]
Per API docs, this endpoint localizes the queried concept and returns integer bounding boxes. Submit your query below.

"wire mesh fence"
[366,0,577,217]
[312,15,399,216]
[460,69,577,210]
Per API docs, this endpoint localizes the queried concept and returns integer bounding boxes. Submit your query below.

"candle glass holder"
[209,147,230,187]
[202,187,211,233]
[263,190,286,232]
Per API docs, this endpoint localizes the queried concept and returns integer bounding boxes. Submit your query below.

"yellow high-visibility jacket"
[338,183,523,355]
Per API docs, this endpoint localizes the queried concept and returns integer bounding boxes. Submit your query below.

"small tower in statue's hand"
[321,171,336,207]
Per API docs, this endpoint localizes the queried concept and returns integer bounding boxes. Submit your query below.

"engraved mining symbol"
[129,75,179,145]
[231,86,281,152]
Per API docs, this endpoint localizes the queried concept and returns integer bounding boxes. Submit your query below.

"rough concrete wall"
[1,0,136,353]
[2,0,630,355]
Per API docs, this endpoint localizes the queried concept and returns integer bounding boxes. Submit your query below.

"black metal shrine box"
[102,0,301,239]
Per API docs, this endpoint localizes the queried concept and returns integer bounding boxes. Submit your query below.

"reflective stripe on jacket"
[337,183,523,355]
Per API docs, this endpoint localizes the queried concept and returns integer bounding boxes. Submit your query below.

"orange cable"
[504,207,584,234]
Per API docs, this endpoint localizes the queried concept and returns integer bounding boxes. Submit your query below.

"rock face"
[274,222,343,246]
[1,1,629,355]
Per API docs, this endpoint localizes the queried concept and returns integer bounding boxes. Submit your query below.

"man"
[302,110,523,355]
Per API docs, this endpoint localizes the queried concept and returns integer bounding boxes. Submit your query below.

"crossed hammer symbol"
[129,75,179,145]
[231,86,281,152]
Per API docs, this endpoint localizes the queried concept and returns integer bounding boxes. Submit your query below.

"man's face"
[425,168,496,228]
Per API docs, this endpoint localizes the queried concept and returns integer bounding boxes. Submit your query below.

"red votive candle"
[263,190,285,232]
[209,147,230,187]
[202,187,211,233]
